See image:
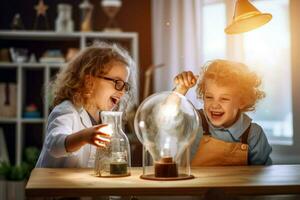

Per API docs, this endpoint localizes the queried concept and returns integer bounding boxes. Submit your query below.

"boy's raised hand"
[174,71,198,95]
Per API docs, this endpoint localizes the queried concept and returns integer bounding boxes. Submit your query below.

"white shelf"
[0,30,139,165]
[0,117,18,123]
[0,30,138,40]
[21,118,45,123]
[0,62,65,68]
[0,118,45,123]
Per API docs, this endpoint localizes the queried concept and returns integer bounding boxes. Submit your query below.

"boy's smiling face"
[203,79,243,128]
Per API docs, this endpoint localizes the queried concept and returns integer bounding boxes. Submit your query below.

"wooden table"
[26,165,300,197]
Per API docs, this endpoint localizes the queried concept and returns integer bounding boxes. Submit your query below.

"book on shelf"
[39,49,65,63]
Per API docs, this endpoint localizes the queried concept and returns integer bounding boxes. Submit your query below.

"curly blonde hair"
[49,42,137,113]
[196,59,265,112]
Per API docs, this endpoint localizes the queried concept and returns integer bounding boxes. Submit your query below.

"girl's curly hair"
[48,42,137,114]
[196,59,265,112]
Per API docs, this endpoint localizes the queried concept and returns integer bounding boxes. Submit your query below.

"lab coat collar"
[77,106,92,128]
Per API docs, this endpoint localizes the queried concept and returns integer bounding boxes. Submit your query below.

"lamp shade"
[225,0,272,34]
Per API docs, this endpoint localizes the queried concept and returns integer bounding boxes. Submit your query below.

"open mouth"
[210,111,224,119]
[110,96,120,107]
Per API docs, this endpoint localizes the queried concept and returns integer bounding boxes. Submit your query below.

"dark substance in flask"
[110,162,128,175]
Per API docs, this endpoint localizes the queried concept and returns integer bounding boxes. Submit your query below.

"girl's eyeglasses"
[97,76,130,92]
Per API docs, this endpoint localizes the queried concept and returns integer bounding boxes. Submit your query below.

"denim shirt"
[190,112,273,165]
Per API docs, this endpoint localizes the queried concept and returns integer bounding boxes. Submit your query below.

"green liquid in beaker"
[110,162,128,175]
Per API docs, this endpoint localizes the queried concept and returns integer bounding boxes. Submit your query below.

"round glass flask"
[134,91,199,180]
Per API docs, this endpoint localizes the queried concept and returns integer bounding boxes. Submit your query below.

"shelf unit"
[0,31,139,165]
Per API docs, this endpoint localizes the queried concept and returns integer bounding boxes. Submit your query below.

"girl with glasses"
[36,42,137,168]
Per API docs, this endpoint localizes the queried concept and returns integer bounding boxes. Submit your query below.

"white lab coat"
[36,100,97,168]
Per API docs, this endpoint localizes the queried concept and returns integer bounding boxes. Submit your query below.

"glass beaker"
[94,111,131,177]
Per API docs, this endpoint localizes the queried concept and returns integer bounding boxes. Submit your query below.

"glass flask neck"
[101,111,123,133]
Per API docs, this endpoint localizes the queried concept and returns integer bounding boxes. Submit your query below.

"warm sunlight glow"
[243,0,292,144]
[98,124,113,136]
[203,3,226,61]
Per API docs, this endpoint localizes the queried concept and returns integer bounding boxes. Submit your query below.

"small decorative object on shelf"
[23,103,40,118]
[33,0,50,30]
[0,83,17,118]
[0,128,9,164]
[100,0,122,32]
[39,49,65,63]
[28,53,37,63]
[0,49,11,62]
[11,13,25,30]
[9,48,28,63]
[66,48,79,62]
[79,0,94,32]
[55,4,74,33]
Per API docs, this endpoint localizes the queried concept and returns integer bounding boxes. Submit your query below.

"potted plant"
[0,161,8,200]
[0,161,27,200]
[0,147,40,200]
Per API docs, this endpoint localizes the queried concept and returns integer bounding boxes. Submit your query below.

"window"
[243,0,292,144]
[203,2,226,61]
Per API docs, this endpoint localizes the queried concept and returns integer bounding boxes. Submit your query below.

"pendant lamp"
[225,0,272,34]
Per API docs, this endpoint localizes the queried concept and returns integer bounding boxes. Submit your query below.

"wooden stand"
[140,157,194,181]
[155,157,178,177]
